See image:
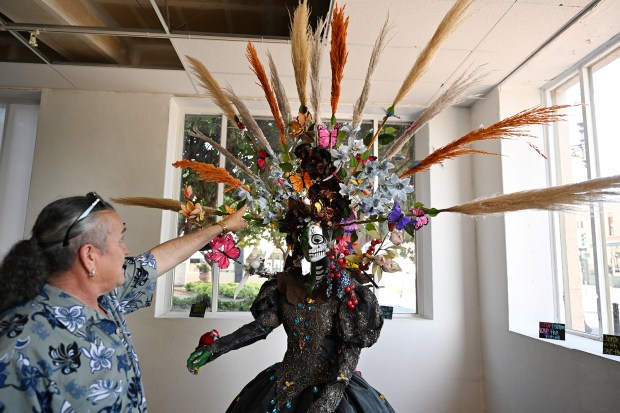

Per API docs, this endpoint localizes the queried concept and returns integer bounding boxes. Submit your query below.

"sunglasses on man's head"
[63,192,106,246]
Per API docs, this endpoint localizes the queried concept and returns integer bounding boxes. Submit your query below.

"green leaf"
[365,223,377,232]
[333,226,344,239]
[353,246,363,255]
[427,208,440,217]
[378,133,397,146]
[351,232,358,243]
[384,126,396,135]
[404,225,416,238]
[377,266,383,282]
[363,131,374,146]
[346,254,361,263]
[337,168,348,180]
[385,250,397,259]
[235,199,247,210]
[281,162,294,172]
[367,230,381,240]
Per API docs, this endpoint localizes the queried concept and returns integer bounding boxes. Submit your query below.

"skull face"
[302,223,327,262]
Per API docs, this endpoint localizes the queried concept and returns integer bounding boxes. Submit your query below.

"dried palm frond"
[385,66,487,159]
[441,175,620,216]
[399,105,569,178]
[110,196,186,212]
[309,17,328,127]
[246,42,286,144]
[172,160,245,191]
[352,15,392,128]
[391,0,474,108]
[188,128,260,182]
[225,87,275,156]
[186,55,236,121]
[290,0,310,108]
[330,3,349,120]
[267,50,291,127]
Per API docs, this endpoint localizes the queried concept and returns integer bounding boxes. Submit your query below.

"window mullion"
[581,66,610,335]
[210,114,228,313]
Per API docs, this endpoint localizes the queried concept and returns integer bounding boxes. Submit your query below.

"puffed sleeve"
[206,279,282,361]
[250,278,283,329]
[337,281,384,348]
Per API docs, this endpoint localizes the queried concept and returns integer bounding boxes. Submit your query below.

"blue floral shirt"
[0,252,157,413]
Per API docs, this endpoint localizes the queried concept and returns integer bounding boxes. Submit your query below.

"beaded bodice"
[275,297,340,406]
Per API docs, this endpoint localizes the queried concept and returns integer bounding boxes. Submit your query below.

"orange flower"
[181,201,205,220]
[182,185,194,200]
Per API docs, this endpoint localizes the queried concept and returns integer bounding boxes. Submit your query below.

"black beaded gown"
[202,274,395,413]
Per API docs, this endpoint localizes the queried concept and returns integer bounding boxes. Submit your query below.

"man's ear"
[77,243,97,271]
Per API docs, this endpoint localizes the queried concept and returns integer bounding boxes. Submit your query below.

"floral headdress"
[113,0,620,302]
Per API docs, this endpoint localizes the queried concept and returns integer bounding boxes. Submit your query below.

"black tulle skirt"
[225,366,395,413]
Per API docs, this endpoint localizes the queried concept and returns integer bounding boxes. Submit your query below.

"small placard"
[539,322,565,340]
[380,305,393,320]
[189,302,208,318]
[603,334,620,356]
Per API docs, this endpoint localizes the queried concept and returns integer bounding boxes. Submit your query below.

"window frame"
[543,40,620,340]
[155,98,426,318]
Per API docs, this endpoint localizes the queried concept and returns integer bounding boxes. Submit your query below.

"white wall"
[473,87,620,413]
[24,90,486,413]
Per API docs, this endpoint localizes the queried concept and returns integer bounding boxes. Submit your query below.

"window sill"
[156,310,256,319]
[156,310,422,319]
[511,327,620,362]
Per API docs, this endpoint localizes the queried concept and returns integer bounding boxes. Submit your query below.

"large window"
[169,114,419,314]
[549,46,620,337]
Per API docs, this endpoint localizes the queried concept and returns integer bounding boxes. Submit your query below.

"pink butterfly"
[203,233,240,269]
[317,123,341,148]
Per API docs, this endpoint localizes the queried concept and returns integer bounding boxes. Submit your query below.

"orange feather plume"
[399,105,570,178]
[173,160,245,192]
[246,42,286,145]
[330,3,349,119]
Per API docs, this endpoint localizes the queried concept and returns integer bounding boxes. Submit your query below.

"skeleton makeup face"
[302,223,327,262]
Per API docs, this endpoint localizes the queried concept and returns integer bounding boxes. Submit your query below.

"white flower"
[83,338,115,372]
[349,137,365,156]
[88,379,123,402]
[381,258,401,272]
[331,145,352,168]
[390,231,404,246]
[374,255,386,266]
[53,306,86,333]
[386,174,414,202]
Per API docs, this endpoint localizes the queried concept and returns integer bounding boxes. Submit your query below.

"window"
[548,45,620,337]
[167,112,419,315]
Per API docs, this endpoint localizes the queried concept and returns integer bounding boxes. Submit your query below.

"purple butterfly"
[317,123,341,148]
[388,200,414,231]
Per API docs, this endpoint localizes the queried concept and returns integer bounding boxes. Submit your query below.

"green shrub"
[185,282,261,299]
[218,299,253,312]
[177,281,261,312]
[172,294,210,310]
[218,283,261,298]
[185,281,213,298]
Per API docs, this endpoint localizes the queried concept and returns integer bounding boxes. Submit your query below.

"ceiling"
[0,0,618,112]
